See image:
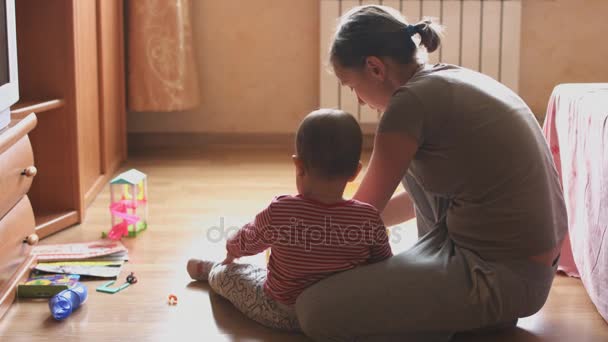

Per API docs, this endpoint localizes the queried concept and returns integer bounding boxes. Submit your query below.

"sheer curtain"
[127,0,201,112]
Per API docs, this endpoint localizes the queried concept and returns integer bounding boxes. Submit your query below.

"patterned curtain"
[127,0,201,112]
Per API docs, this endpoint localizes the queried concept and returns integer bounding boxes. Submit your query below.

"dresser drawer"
[0,196,36,293]
[0,135,35,219]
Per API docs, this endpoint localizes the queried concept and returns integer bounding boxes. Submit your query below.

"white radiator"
[320,0,522,126]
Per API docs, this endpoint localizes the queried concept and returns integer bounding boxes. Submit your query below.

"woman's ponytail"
[412,19,443,54]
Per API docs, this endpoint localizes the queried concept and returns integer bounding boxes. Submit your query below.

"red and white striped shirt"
[226,194,392,305]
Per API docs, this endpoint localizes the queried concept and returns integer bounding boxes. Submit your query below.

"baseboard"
[128,132,374,154]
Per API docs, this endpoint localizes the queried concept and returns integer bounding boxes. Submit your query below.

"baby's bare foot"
[187,259,215,281]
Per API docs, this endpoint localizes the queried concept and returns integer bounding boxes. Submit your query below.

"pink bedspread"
[542,83,608,323]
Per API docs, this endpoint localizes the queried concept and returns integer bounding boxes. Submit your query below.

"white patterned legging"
[208,262,301,332]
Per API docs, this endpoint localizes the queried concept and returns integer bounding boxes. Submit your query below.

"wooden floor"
[1,147,607,341]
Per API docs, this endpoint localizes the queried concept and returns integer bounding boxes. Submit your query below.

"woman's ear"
[292,155,306,176]
[348,161,363,182]
[365,56,386,81]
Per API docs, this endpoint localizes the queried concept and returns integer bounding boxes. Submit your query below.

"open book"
[31,240,128,261]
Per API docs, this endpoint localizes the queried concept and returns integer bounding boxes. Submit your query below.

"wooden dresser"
[0,0,128,320]
[0,113,39,319]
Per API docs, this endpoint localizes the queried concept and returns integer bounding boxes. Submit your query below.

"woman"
[295,5,567,341]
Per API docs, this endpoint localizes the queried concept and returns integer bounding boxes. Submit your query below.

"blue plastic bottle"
[48,282,88,320]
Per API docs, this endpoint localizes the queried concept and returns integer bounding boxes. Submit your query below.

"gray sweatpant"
[295,222,557,341]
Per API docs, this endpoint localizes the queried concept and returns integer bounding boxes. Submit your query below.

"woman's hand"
[222,252,238,265]
[354,131,418,213]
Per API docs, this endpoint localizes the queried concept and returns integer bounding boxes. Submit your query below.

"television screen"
[0,1,10,86]
[0,0,8,87]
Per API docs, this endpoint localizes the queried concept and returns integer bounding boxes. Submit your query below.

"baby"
[187,109,392,331]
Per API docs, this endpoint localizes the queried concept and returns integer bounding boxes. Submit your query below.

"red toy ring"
[168,294,178,305]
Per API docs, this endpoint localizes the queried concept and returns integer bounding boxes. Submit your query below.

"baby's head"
[294,109,362,193]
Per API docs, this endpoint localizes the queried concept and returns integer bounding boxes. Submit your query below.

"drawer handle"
[24,234,39,246]
[21,166,37,178]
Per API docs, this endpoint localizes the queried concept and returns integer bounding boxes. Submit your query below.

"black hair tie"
[405,24,418,37]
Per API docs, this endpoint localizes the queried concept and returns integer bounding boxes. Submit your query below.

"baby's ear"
[348,161,363,182]
[292,155,306,176]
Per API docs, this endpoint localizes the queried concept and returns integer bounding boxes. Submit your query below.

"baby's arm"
[226,205,274,260]
[369,217,393,262]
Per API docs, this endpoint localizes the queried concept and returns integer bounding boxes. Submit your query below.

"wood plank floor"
[1,147,607,341]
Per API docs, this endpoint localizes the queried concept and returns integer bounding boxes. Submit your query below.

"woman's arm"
[354,131,418,214]
[381,191,416,227]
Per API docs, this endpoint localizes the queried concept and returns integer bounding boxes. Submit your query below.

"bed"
[542,83,608,323]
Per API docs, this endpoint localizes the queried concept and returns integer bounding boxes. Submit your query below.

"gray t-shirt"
[379,64,567,260]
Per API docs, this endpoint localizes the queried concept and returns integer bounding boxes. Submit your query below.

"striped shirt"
[226,194,393,305]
